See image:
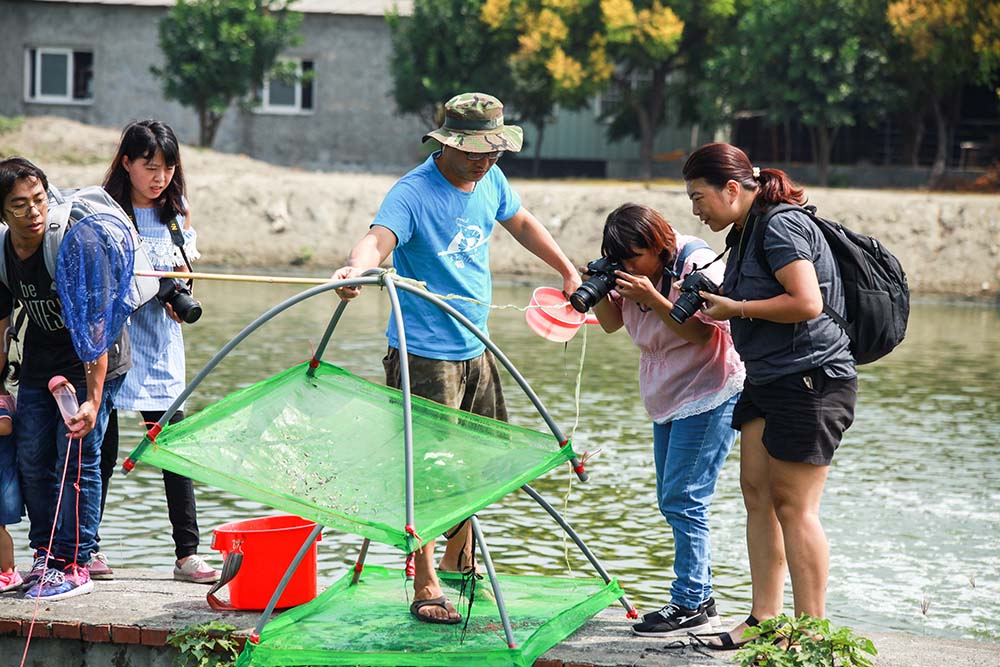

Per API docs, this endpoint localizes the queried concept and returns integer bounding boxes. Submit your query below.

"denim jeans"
[15,377,120,566]
[653,394,739,610]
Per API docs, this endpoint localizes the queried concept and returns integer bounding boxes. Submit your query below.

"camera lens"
[669,291,702,324]
[172,296,202,324]
[570,273,614,312]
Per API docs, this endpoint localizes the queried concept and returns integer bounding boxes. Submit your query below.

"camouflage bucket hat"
[422,92,523,153]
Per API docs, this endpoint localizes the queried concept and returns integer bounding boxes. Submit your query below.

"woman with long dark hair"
[97,120,218,584]
[682,143,857,649]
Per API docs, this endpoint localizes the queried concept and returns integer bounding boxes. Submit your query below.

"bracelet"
[741,299,750,320]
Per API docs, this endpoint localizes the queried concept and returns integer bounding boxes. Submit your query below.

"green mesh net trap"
[125,277,635,667]
[235,566,623,667]
[129,361,575,552]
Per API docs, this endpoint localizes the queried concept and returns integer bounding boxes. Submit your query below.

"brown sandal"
[410,595,462,625]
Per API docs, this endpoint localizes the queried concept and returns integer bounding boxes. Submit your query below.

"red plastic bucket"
[210,514,321,610]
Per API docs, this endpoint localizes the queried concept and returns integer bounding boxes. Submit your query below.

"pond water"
[10,280,999,643]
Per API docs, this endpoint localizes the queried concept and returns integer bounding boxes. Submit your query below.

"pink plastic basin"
[525,286,588,342]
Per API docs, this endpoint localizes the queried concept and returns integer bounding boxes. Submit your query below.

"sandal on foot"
[410,595,462,625]
[688,614,761,650]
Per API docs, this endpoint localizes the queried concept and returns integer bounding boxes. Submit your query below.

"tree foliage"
[480,0,613,173]
[387,0,513,129]
[598,0,737,180]
[153,0,303,147]
[888,0,1000,181]
[706,0,895,185]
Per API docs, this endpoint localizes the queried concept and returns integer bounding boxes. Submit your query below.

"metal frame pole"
[249,523,325,643]
[521,484,636,617]
[382,278,417,553]
[306,299,349,377]
[469,515,517,648]
[350,538,371,585]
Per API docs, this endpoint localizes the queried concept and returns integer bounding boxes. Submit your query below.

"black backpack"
[752,204,910,365]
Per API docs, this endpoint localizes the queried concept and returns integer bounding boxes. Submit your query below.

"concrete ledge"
[1,569,997,666]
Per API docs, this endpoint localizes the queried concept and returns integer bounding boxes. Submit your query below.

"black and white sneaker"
[642,597,720,627]
[701,597,722,628]
[631,602,712,637]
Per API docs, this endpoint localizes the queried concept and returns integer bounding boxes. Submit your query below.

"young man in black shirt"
[0,157,128,600]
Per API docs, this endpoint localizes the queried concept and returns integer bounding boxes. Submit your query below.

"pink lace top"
[613,235,745,423]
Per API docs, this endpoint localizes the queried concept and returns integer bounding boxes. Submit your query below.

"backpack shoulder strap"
[674,238,711,274]
[752,203,816,274]
[42,207,70,280]
[753,203,849,329]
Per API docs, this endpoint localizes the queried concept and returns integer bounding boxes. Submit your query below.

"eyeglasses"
[5,199,47,218]
[463,150,504,162]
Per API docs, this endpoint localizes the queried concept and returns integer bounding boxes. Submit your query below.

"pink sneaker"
[87,552,114,580]
[173,554,220,584]
[23,563,93,601]
[0,569,23,592]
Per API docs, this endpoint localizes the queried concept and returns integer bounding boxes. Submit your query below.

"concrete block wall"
[0,0,425,172]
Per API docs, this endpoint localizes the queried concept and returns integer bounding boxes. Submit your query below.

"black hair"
[682,142,806,207]
[0,157,49,214]
[103,120,187,225]
[601,202,677,266]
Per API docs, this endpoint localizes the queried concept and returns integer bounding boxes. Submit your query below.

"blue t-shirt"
[722,207,855,385]
[372,152,521,360]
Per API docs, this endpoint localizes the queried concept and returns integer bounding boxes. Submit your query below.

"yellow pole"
[137,270,332,285]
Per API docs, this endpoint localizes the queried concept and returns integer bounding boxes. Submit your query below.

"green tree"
[708,0,895,186]
[387,0,514,129]
[153,0,303,147]
[481,0,613,176]
[888,0,1000,183]
[596,1,742,180]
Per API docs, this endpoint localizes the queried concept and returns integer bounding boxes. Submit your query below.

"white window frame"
[257,58,314,115]
[24,47,94,105]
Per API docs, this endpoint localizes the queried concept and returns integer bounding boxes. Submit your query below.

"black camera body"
[570,256,624,312]
[157,278,203,324]
[668,271,719,324]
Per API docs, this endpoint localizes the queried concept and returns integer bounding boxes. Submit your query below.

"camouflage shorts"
[382,347,508,422]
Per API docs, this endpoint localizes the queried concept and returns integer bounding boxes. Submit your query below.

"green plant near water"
[736,613,877,667]
[167,621,241,667]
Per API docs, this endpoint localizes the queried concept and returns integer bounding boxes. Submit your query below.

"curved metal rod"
[123,275,382,470]
[382,277,417,552]
[390,278,588,482]
[521,484,636,616]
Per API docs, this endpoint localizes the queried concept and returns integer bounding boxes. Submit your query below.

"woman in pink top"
[591,203,744,638]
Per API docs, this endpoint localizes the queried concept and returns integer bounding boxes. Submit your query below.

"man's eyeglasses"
[5,199,46,218]
[463,150,504,162]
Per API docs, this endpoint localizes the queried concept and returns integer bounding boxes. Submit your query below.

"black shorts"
[732,367,857,466]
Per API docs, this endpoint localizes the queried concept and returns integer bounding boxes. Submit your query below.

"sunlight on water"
[10,282,998,642]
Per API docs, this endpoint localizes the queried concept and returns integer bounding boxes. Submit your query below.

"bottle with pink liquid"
[48,375,79,427]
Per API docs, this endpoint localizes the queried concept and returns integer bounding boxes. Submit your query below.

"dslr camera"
[668,271,719,324]
[156,278,203,324]
[570,256,624,313]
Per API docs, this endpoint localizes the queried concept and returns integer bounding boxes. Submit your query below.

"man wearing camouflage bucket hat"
[332,92,580,624]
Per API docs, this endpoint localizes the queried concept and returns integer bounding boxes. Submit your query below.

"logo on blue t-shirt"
[437,218,489,269]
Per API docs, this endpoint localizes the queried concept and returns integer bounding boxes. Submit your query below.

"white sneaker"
[173,554,220,584]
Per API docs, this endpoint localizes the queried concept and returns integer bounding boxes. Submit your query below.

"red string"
[21,435,78,666]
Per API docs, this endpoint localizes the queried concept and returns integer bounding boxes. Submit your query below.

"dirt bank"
[3,116,998,296]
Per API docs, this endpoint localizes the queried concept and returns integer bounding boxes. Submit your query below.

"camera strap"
[164,216,195,285]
